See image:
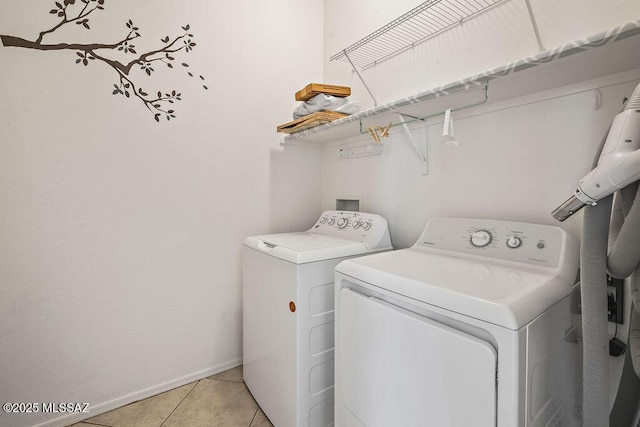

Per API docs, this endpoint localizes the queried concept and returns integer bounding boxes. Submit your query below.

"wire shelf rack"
[330,0,505,70]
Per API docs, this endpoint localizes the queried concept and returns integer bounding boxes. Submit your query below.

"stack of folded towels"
[276,83,360,134]
[293,93,360,119]
[293,83,359,119]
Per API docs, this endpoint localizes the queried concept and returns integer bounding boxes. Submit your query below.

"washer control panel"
[311,211,391,250]
[415,218,567,268]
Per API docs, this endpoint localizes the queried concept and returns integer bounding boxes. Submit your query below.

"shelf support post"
[524,0,545,51]
[396,113,428,175]
[343,49,378,107]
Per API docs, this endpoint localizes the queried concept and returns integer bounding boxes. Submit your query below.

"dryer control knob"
[506,235,522,248]
[319,216,327,224]
[470,230,492,247]
[327,218,336,225]
[352,220,362,229]
[362,222,372,231]
[337,218,348,229]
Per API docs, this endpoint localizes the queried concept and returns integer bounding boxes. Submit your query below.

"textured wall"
[0,1,323,426]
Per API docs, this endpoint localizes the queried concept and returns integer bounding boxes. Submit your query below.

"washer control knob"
[327,218,335,225]
[337,218,348,229]
[506,235,522,249]
[319,217,327,224]
[470,230,492,247]
[362,222,372,231]
[352,220,362,229]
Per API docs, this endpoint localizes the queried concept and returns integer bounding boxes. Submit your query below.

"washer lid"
[335,247,576,330]
[244,232,371,264]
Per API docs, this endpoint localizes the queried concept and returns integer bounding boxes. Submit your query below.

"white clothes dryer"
[334,218,581,427]
[243,211,392,427]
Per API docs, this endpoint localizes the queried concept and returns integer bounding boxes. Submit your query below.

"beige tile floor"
[69,366,273,427]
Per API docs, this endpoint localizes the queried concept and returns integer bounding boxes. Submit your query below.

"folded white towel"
[293,93,359,119]
[332,101,360,116]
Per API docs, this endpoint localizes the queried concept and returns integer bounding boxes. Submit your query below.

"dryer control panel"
[415,218,575,268]
[310,211,392,250]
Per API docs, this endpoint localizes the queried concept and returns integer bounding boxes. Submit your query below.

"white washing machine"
[334,218,582,427]
[243,211,392,427]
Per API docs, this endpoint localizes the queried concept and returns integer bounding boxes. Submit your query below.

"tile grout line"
[76,421,113,427]
[157,380,200,427]
[248,407,259,427]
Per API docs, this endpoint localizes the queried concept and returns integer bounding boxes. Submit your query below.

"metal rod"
[397,113,427,163]
[344,49,378,107]
[358,81,489,134]
[524,0,545,51]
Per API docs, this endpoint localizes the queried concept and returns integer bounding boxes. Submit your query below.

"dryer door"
[337,288,497,427]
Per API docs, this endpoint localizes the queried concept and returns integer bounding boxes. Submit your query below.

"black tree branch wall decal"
[0,0,207,122]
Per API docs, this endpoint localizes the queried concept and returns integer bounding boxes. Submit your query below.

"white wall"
[0,1,323,426]
[321,70,640,247]
[322,0,640,243]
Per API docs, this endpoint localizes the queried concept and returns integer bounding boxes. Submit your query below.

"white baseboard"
[32,358,243,427]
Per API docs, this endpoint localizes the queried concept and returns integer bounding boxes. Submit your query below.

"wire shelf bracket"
[396,113,429,175]
[343,49,378,106]
[524,0,545,51]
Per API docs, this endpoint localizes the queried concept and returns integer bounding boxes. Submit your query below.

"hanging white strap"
[443,108,458,146]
